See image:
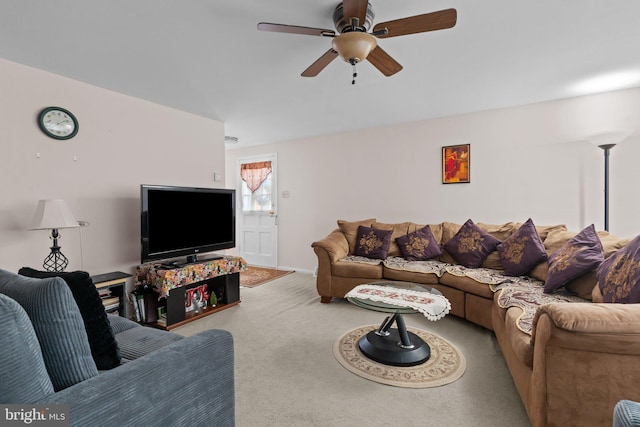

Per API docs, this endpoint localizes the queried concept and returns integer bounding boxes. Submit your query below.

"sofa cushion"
[543,225,604,293]
[477,222,519,241]
[529,229,575,282]
[395,225,442,261]
[497,219,547,276]
[504,307,534,368]
[592,283,604,303]
[514,222,567,241]
[565,271,598,300]
[408,222,444,244]
[439,272,495,299]
[18,268,121,370]
[382,267,440,285]
[443,219,501,268]
[597,234,640,303]
[599,233,632,258]
[108,315,141,334]
[440,221,462,264]
[353,226,393,259]
[0,269,98,391]
[337,218,376,254]
[373,222,410,257]
[0,294,54,403]
[115,324,183,360]
[478,222,519,270]
[333,260,383,279]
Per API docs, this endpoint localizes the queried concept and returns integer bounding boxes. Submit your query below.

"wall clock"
[38,107,79,140]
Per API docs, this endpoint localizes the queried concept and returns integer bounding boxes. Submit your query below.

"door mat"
[240,266,294,288]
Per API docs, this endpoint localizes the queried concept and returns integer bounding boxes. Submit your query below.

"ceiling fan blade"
[342,0,369,27]
[366,46,403,76]
[373,8,457,38]
[301,49,339,77]
[257,22,335,37]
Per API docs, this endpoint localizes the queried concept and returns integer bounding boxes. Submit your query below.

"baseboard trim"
[277,266,314,275]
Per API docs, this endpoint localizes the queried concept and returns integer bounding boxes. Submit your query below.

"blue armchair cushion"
[0,294,54,403]
[19,268,121,370]
[614,400,640,427]
[0,269,98,391]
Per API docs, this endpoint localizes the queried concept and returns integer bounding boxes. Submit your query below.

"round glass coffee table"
[346,281,448,367]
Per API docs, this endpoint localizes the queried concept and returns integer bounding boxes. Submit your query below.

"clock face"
[38,107,79,140]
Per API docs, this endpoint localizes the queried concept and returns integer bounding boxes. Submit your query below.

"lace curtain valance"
[240,161,272,193]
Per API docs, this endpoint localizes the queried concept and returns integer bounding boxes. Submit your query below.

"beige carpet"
[174,272,529,427]
[334,325,466,388]
[240,265,294,288]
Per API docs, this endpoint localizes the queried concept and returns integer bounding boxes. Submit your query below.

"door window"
[240,161,273,212]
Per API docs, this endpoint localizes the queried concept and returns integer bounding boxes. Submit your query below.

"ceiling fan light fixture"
[332,32,377,63]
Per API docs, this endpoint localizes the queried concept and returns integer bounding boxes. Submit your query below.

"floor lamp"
[588,130,634,232]
[598,143,615,232]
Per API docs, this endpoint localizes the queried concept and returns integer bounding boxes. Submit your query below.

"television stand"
[135,256,246,330]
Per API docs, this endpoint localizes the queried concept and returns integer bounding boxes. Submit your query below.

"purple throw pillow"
[443,219,501,268]
[597,234,640,303]
[497,218,547,276]
[353,226,393,260]
[544,224,604,293]
[396,225,442,261]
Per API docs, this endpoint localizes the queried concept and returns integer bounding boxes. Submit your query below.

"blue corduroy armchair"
[0,269,235,427]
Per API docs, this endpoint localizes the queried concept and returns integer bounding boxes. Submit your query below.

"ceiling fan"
[257,0,457,83]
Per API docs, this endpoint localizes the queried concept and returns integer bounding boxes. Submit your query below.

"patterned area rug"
[240,266,294,288]
[333,325,466,388]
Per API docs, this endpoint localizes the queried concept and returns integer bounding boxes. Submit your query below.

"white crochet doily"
[346,284,450,321]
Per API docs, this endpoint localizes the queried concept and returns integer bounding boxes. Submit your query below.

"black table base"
[358,313,431,367]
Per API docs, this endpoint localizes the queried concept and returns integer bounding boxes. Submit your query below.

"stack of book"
[132,289,145,322]
[131,285,160,324]
[98,288,120,315]
[91,271,131,318]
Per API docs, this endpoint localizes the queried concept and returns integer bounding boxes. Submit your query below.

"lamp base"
[42,228,68,272]
[43,248,68,272]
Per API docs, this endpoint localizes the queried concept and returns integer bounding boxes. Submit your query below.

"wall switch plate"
[282,190,290,198]
[213,172,222,182]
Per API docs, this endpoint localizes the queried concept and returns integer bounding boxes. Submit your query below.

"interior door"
[237,154,278,267]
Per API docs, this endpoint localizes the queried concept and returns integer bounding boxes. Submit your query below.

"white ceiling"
[2,1,640,149]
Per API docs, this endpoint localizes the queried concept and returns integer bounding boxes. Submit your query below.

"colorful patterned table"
[136,256,246,329]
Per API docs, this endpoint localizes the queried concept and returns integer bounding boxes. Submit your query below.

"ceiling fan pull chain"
[352,62,358,85]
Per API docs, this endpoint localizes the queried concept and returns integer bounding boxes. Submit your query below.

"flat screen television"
[141,184,236,264]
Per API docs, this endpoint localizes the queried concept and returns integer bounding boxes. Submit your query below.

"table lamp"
[29,199,80,272]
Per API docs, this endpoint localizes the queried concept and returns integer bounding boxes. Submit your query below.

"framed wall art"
[442,144,470,184]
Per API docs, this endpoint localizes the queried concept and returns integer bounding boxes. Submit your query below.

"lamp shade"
[29,199,80,230]
[586,129,634,147]
[332,32,378,63]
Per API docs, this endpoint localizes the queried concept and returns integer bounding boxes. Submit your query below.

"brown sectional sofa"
[311,218,640,427]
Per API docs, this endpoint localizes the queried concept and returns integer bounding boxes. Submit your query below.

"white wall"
[226,87,640,273]
[0,58,226,276]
